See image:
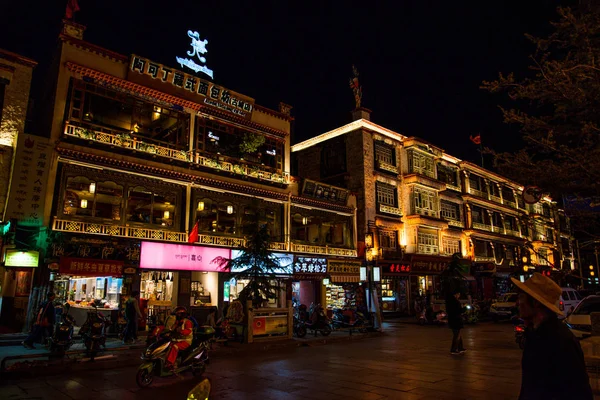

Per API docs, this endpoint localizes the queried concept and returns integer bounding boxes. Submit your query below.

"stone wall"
[296,146,321,181]
[0,52,35,218]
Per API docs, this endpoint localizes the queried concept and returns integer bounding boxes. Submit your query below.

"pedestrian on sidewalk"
[446,290,466,355]
[123,291,142,344]
[512,272,592,400]
[23,292,56,349]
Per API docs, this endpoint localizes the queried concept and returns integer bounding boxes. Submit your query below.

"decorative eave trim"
[56,147,289,201]
[60,35,129,63]
[65,62,202,111]
[253,104,294,122]
[463,195,525,216]
[198,107,289,139]
[463,229,527,244]
[0,49,37,68]
[291,196,354,214]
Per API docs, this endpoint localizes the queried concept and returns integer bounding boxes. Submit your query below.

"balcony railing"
[64,123,289,185]
[417,244,439,255]
[474,256,496,262]
[492,226,502,233]
[505,229,521,237]
[490,195,502,203]
[446,219,464,228]
[53,218,355,256]
[414,207,438,218]
[504,200,517,209]
[379,204,402,216]
[469,188,488,198]
[376,160,399,174]
[472,222,492,231]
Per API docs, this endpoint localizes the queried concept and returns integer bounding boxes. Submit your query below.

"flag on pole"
[469,134,481,145]
[65,0,80,19]
[188,220,199,244]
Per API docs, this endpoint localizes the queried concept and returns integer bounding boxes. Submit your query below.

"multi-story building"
[7,20,358,328]
[292,108,572,315]
[0,48,37,330]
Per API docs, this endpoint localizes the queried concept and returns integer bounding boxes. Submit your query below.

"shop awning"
[330,275,360,283]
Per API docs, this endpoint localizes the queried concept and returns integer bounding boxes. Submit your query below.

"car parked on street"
[564,295,600,338]
[490,293,519,322]
[559,287,583,318]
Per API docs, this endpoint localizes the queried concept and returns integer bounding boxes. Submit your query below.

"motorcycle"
[513,317,526,349]
[78,305,111,361]
[49,303,75,357]
[302,303,332,336]
[331,308,368,333]
[293,315,307,338]
[418,307,447,326]
[136,325,214,388]
[462,304,479,324]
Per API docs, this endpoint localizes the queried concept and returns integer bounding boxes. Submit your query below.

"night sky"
[2,0,577,164]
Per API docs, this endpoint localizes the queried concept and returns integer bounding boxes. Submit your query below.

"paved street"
[1,320,598,399]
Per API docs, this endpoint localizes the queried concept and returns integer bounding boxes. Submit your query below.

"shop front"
[57,257,124,331]
[0,249,39,331]
[324,259,362,312]
[409,255,451,314]
[228,250,293,308]
[292,255,328,307]
[380,261,411,315]
[139,241,230,326]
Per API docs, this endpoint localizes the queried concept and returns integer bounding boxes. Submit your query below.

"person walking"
[123,291,142,344]
[446,290,466,355]
[23,292,56,349]
[512,272,592,399]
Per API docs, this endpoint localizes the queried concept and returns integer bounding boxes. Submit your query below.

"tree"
[481,6,600,239]
[212,213,290,308]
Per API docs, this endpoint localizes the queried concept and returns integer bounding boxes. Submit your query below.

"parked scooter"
[293,314,307,338]
[49,303,75,357]
[78,305,111,361]
[302,303,332,336]
[136,325,214,388]
[331,308,368,333]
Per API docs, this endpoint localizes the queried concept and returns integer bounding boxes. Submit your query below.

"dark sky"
[2,0,577,164]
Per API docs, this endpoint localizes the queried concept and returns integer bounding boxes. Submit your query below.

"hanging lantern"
[80,199,88,208]
[227,205,234,214]
[198,201,205,211]
[302,217,308,225]
[89,182,96,194]
[163,210,170,219]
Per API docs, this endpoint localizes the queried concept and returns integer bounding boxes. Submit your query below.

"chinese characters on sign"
[139,242,229,271]
[293,256,327,279]
[59,257,124,276]
[175,30,214,79]
[129,55,253,118]
[301,179,349,204]
[411,261,447,274]
[381,263,411,274]
[4,135,51,226]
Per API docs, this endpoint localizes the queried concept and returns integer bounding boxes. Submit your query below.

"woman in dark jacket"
[446,291,465,355]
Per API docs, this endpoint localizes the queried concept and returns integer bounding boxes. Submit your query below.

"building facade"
[1,20,359,330]
[292,109,575,315]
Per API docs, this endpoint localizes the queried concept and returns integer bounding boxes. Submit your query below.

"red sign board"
[59,257,124,276]
[382,263,411,275]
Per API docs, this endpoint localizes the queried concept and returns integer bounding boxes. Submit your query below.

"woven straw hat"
[511,272,563,316]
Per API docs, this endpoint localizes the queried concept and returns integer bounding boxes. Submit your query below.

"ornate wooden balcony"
[64,123,289,185]
[379,204,403,216]
[52,218,354,256]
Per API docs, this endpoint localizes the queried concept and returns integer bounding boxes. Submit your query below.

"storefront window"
[63,176,123,220]
[126,186,176,227]
[291,210,353,248]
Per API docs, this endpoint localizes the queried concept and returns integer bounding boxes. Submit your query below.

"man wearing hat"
[512,272,592,399]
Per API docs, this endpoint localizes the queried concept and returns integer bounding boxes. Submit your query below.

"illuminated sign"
[5,250,39,267]
[230,250,292,275]
[293,256,327,275]
[382,263,411,274]
[140,242,230,271]
[208,132,220,141]
[266,149,276,156]
[129,55,254,118]
[59,257,123,276]
[176,30,214,79]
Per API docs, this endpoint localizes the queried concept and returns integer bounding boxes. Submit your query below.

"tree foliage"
[481,7,600,238]
[212,213,290,308]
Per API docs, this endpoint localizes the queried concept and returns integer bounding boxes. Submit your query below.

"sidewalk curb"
[1,331,384,379]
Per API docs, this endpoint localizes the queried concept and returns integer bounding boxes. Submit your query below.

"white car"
[490,293,519,322]
[559,287,583,318]
[565,295,600,338]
